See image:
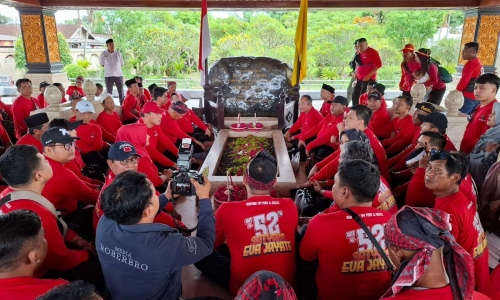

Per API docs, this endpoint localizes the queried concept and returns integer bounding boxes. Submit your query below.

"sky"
[0,5,232,23]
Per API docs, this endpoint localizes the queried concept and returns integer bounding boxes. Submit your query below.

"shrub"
[63,64,88,79]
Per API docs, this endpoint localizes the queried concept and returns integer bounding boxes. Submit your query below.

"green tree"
[14,37,26,71]
[384,11,443,49]
[0,14,13,25]
[431,38,461,66]
[58,33,73,66]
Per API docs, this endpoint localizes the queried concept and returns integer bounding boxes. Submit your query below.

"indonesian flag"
[199,0,212,85]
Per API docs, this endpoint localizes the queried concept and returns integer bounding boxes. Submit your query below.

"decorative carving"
[83,80,97,102]
[477,15,500,66]
[44,85,61,120]
[410,83,426,103]
[43,15,61,63]
[459,16,477,65]
[20,14,47,63]
[445,90,464,117]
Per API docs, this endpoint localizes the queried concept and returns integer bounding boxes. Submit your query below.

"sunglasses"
[51,141,76,150]
[430,149,463,168]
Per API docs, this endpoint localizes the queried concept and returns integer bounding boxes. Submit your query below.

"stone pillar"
[83,79,104,118]
[410,83,426,104]
[444,90,467,149]
[456,8,500,74]
[44,85,62,120]
[16,7,69,95]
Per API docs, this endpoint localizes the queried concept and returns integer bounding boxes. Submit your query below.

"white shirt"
[99,50,124,77]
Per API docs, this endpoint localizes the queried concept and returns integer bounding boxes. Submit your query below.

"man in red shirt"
[16,112,49,153]
[300,159,392,300]
[126,76,152,101]
[358,80,376,106]
[0,210,69,300]
[352,38,383,105]
[177,91,212,141]
[139,101,179,169]
[95,82,103,97]
[41,128,100,240]
[457,42,484,114]
[96,93,122,143]
[284,95,323,159]
[122,78,142,124]
[167,80,177,102]
[367,92,391,139]
[319,84,335,117]
[36,81,50,109]
[425,150,489,291]
[65,75,85,97]
[418,112,456,150]
[460,73,499,154]
[380,95,415,155]
[299,95,347,157]
[12,78,38,139]
[195,151,298,296]
[0,145,101,288]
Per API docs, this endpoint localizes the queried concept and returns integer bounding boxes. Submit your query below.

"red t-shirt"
[214,196,298,296]
[66,86,85,97]
[0,97,13,120]
[12,96,37,139]
[16,133,43,153]
[127,88,151,101]
[177,108,208,134]
[75,122,104,154]
[300,206,392,300]
[369,108,392,139]
[457,58,483,100]
[96,110,122,139]
[0,188,88,277]
[289,107,324,140]
[483,264,500,300]
[41,156,99,214]
[380,115,415,150]
[381,285,491,300]
[90,119,115,144]
[301,113,344,151]
[364,128,390,182]
[434,191,489,291]
[319,101,332,117]
[160,113,193,144]
[35,94,49,109]
[137,119,177,167]
[460,100,497,154]
[0,276,68,300]
[122,94,141,122]
[355,47,383,81]
[399,60,421,92]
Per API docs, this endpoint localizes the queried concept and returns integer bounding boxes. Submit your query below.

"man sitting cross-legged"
[96,171,214,300]
[0,145,103,290]
[0,210,69,300]
[380,95,415,156]
[195,150,298,296]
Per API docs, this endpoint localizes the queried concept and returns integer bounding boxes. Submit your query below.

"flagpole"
[204,58,209,83]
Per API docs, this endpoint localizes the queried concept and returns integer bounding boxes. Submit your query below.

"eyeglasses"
[430,149,463,169]
[117,157,139,166]
[51,141,76,150]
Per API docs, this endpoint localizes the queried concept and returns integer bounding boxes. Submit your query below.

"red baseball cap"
[142,101,165,114]
[401,44,415,52]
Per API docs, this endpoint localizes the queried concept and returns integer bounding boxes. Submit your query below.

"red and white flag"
[199,0,212,85]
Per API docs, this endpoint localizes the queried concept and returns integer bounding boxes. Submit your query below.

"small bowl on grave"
[230,123,248,131]
[247,123,264,132]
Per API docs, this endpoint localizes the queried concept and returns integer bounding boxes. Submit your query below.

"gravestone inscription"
[207,57,293,117]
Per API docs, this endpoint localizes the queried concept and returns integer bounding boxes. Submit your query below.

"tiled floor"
[175,162,308,299]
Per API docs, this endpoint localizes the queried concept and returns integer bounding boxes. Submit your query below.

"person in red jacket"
[367,92,391,139]
[300,159,392,300]
[96,93,122,143]
[139,101,179,169]
[178,91,212,142]
[299,95,347,158]
[358,80,376,106]
[460,73,499,154]
[195,150,298,296]
[65,75,85,97]
[116,124,171,190]
[36,81,50,109]
[0,145,102,289]
[122,78,142,124]
[285,95,324,159]
[425,150,489,291]
[16,112,49,153]
[352,38,383,105]
[399,44,420,96]
[0,210,69,300]
[12,78,38,139]
[319,84,335,117]
[381,206,489,300]
[74,100,108,173]
[457,42,484,114]
[380,95,415,155]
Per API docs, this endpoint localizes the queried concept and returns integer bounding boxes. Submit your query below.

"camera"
[177,138,194,170]
[171,167,205,196]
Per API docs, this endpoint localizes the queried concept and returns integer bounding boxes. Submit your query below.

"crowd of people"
[0,37,498,300]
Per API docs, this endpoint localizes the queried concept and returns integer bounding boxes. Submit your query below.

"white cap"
[75,100,95,113]
[99,93,113,102]
[179,91,191,101]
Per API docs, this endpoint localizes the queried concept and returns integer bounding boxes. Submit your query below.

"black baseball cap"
[415,102,436,114]
[108,142,141,161]
[41,127,80,147]
[332,96,348,106]
[39,81,50,89]
[372,83,385,95]
[368,92,382,100]
[418,112,448,131]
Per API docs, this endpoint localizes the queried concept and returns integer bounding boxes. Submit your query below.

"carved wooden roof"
[1,0,497,9]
